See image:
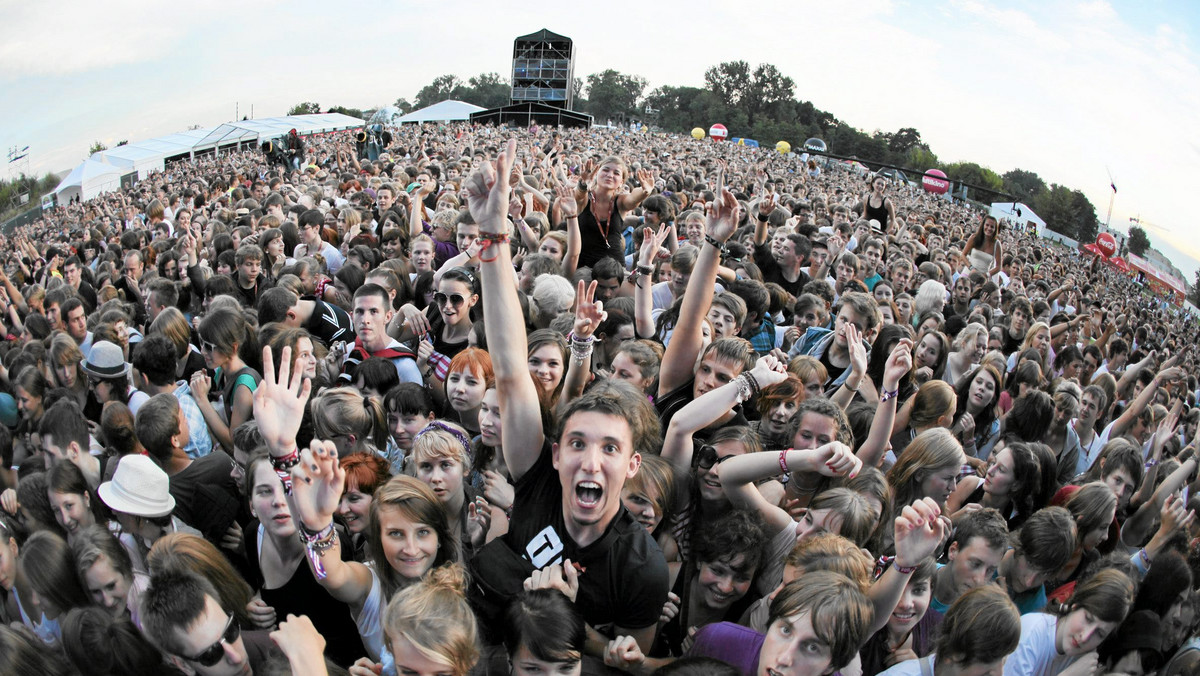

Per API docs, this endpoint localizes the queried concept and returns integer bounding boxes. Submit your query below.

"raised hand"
[704,188,741,244]
[465,496,492,548]
[638,224,671,268]
[482,470,514,511]
[290,440,344,531]
[758,192,777,216]
[844,323,868,381]
[893,497,949,568]
[556,183,578,219]
[748,354,789,390]
[804,441,862,478]
[882,338,914,391]
[464,138,517,235]
[523,558,580,603]
[572,280,608,341]
[254,346,312,456]
[636,168,653,190]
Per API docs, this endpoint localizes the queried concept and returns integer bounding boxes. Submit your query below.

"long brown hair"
[369,476,458,599]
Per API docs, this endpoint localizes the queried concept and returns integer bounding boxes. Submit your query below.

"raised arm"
[468,139,545,481]
[290,440,374,609]
[753,194,776,246]
[720,442,861,536]
[868,498,948,634]
[858,339,914,469]
[633,225,670,339]
[559,280,605,410]
[661,356,787,472]
[617,168,654,213]
[559,184,581,279]
[657,172,739,396]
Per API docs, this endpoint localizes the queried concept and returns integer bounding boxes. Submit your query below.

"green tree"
[703,61,795,127]
[463,72,511,108]
[88,140,107,155]
[1070,190,1099,246]
[1001,168,1047,205]
[287,102,321,115]
[885,127,925,155]
[907,147,940,171]
[414,75,463,109]
[116,140,128,147]
[944,162,1004,200]
[1191,269,1200,307]
[326,105,365,119]
[1030,184,1098,241]
[1128,225,1151,256]
[585,69,647,123]
[392,97,412,113]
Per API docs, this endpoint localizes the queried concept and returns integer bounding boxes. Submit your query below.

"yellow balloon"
[776,141,791,154]
[691,127,705,140]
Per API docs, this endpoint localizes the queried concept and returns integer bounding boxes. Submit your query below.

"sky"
[3,0,1198,283]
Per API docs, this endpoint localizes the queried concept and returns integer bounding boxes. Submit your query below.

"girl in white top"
[1002,568,1134,676]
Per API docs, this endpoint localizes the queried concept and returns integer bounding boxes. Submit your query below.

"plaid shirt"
[747,318,777,355]
[174,381,215,459]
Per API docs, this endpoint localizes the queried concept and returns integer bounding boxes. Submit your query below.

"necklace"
[589,192,612,241]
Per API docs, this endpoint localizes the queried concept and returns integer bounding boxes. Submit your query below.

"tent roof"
[396,100,485,124]
[515,28,571,42]
[195,113,364,148]
[53,158,124,194]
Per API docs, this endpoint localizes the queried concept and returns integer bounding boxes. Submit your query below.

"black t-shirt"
[753,242,810,298]
[168,452,242,546]
[504,440,669,632]
[302,296,356,347]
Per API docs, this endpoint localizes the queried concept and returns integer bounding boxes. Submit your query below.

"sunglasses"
[434,292,467,308]
[694,444,736,471]
[200,340,217,352]
[183,612,240,666]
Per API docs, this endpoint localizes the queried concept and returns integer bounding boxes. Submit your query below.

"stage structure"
[471,28,592,129]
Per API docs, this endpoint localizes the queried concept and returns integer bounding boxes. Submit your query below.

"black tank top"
[244,520,366,667]
[577,192,625,268]
[864,194,889,226]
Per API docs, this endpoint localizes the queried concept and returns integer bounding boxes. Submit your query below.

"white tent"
[50,113,365,206]
[92,144,170,179]
[395,100,484,124]
[52,158,128,204]
[990,202,1047,236]
[195,113,365,152]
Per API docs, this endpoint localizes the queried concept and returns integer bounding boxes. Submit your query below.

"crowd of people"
[0,118,1197,676]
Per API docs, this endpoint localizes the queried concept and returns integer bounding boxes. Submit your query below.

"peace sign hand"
[572,280,607,341]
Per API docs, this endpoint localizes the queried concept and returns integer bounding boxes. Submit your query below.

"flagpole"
[1105,182,1116,229]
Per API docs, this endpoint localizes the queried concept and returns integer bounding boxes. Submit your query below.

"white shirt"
[1003,613,1077,676]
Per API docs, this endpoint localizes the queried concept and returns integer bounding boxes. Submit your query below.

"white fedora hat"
[98,455,175,518]
[81,341,131,380]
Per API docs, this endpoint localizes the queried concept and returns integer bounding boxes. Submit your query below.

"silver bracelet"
[734,374,755,403]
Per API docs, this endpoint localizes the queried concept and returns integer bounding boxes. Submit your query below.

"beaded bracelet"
[743,372,761,396]
[298,522,338,580]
